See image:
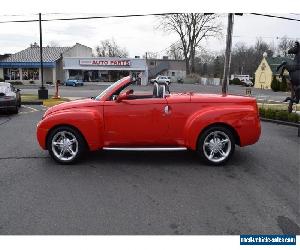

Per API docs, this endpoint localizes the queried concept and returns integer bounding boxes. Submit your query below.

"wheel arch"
[196,122,241,150]
[45,124,89,150]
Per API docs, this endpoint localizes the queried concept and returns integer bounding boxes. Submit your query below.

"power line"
[250,13,300,22]
[0,13,178,24]
[2,12,300,24]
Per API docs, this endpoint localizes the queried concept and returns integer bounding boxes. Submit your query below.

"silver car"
[0,82,21,114]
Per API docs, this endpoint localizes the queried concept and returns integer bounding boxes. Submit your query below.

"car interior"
[110,81,169,101]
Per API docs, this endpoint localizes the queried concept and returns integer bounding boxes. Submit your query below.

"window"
[150,61,155,66]
[22,68,39,80]
[172,72,175,76]
[4,68,20,80]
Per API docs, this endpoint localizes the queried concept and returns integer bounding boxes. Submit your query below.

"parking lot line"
[19,105,40,114]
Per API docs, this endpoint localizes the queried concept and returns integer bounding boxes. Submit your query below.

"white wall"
[63,43,93,57]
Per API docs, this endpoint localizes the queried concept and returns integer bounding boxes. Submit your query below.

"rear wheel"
[197,126,235,166]
[47,126,86,164]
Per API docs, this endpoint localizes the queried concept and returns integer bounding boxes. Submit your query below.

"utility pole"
[38,12,48,99]
[222,13,234,95]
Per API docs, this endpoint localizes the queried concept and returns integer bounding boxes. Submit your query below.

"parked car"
[65,77,84,87]
[242,80,254,87]
[37,76,261,165]
[150,75,171,85]
[0,82,21,113]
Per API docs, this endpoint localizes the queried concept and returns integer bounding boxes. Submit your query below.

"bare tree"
[95,39,128,57]
[167,43,183,60]
[278,36,294,57]
[159,13,222,74]
[47,41,60,47]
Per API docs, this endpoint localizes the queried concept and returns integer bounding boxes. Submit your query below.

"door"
[103,98,170,146]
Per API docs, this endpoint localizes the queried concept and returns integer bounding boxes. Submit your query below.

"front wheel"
[197,126,235,166]
[47,126,86,164]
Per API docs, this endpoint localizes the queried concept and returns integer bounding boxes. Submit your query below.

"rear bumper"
[238,116,261,146]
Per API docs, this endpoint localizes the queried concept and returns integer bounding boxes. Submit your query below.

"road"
[0,106,299,234]
[19,83,290,102]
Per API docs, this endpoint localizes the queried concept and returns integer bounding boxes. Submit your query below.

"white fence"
[198,77,221,86]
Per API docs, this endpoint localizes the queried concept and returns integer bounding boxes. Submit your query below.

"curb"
[21,101,43,105]
[260,117,300,137]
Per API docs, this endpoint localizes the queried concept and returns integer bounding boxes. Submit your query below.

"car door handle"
[164,105,170,114]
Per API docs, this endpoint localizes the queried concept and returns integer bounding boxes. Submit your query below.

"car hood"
[44,98,100,117]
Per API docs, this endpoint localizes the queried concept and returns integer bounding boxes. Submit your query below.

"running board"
[103,147,187,151]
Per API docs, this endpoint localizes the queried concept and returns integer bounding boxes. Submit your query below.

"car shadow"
[77,149,245,170]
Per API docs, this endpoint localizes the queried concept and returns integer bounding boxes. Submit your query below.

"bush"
[271,76,280,92]
[183,74,201,84]
[11,81,23,85]
[259,107,299,123]
[279,76,288,92]
[229,78,242,85]
[288,112,300,123]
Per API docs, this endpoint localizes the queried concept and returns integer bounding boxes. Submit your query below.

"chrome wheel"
[51,131,78,162]
[203,130,231,163]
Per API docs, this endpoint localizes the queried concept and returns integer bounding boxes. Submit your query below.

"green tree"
[271,76,279,92]
[280,76,288,92]
[213,56,222,78]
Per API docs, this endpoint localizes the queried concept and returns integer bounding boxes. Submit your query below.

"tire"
[197,126,235,166]
[73,83,76,87]
[11,105,18,114]
[47,126,86,164]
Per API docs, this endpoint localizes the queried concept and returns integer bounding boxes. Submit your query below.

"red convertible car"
[37,76,261,165]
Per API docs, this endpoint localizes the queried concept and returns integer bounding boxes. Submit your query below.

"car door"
[103,98,170,146]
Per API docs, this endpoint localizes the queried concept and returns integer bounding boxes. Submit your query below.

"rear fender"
[184,105,258,150]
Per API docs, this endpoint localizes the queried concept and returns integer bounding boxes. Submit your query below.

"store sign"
[79,59,131,66]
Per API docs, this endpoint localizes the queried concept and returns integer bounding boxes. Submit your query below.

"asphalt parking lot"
[0,105,299,235]
[19,82,289,102]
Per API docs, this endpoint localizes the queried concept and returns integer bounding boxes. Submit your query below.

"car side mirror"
[116,89,133,102]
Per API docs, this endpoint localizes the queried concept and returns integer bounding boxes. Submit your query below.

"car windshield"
[95,78,126,100]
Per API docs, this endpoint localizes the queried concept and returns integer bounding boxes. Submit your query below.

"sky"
[0,1,300,57]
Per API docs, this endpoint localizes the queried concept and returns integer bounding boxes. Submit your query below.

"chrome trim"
[103,147,187,151]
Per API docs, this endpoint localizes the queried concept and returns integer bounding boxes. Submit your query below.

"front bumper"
[36,120,49,150]
[0,98,17,109]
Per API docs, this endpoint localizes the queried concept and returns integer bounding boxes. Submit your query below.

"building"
[0,44,149,85]
[0,43,92,84]
[147,56,186,82]
[254,55,293,89]
[64,57,148,85]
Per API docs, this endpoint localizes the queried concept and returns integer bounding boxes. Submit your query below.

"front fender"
[37,107,103,151]
[184,105,260,150]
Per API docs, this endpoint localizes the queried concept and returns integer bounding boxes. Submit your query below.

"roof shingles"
[0,46,71,63]
[265,56,294,74]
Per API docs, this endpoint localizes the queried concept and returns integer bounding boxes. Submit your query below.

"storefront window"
[4,68,20,80]
[22,68,39,80]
